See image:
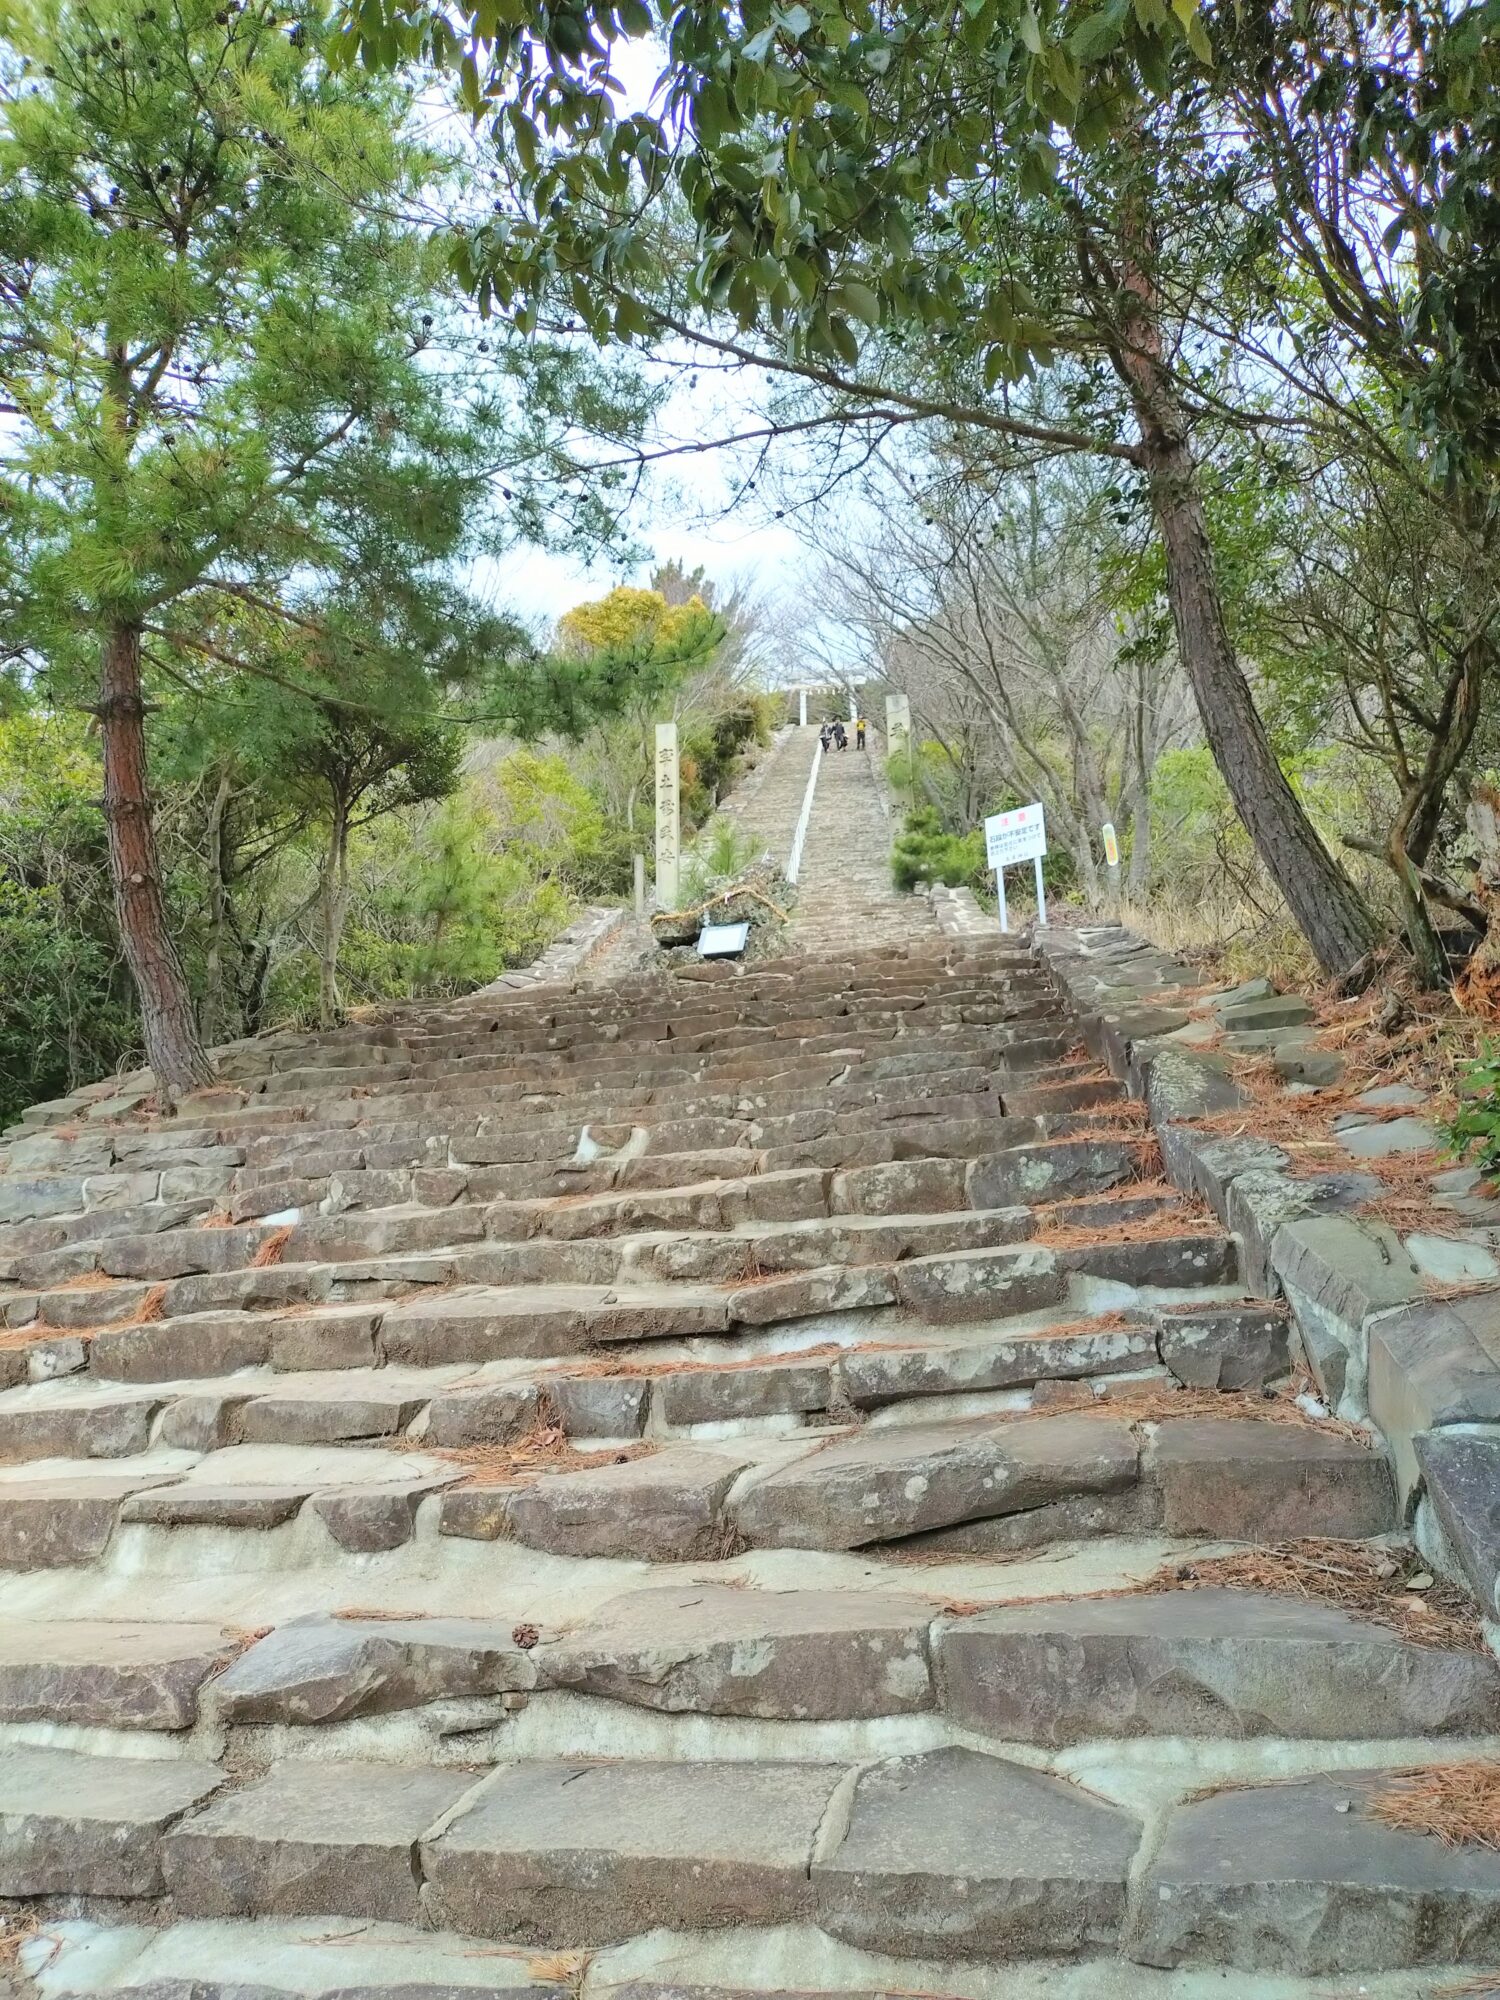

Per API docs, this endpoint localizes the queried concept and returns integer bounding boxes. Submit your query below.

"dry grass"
[331,1605,430,1621]
[1029,1192,1219,1251]
[1369,1761,1500,1849]
[1047,1096,1151,1129]
[251,1224,295,1267]
[1148,1538,1485,1652]
[431,1419,654,1488]
[0,1914,61,1974]
[561,1341,843,1381]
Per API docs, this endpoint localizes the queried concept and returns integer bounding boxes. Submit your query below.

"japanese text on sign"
[984,803,1047,870]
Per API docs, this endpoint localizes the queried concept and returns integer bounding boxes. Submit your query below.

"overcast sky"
[455,36,842,677]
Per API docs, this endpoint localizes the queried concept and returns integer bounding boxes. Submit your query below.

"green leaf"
[838,278,880,325]
[827,312,859,365]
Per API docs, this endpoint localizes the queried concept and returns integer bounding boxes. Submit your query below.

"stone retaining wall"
[1035,921,1500,1633]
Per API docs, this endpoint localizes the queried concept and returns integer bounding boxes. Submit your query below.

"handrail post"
[786,739,823,885]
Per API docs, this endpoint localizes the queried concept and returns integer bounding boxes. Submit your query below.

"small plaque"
[698,921,751,958]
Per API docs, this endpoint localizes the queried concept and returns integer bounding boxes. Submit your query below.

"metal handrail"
[786,737,823,885]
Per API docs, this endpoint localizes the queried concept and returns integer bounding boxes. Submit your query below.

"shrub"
[892,806,987,891]
[1444,1046,1500,1184]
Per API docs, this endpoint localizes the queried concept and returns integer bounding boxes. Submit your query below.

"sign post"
[984,803,1048,933]
[654,722,680,911]
[1101,820,1121,906]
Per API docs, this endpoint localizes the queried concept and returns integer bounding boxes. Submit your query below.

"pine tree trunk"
[317,800,351,1029]
[202,764,235,1047]
[98,622,212,1098]
[1106,265,1380,979]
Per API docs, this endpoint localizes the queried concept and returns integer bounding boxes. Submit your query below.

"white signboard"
[983,802,1048,933]
[984,803,1047,870]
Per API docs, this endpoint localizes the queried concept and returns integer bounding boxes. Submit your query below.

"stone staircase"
[0,758,1498,1996]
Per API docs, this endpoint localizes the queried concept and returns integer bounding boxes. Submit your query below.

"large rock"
[503,1447,749,1560]
[836,1316,1158,1406]
[1130,1772,1500,1973]
[0,1620,237,1731]
[0,1470,177,1568]
[1156,1303,1291,1391]
[0,1745,221,1896]
[1270,1216,1424,1413]
[814,1746,1138,1958]
[1149,1417,1395,1540]
[422,1758,843,1942]
[542,1585,934,1718]
[892,1245,1065,1325]
[936,1588,1500,1744]
[0,1386,162,1462]
[210,1614,537,1726]
[1220,1168,1374,1299]
[655,1358,833,1425]
[1368,1292,1500,1503]
[966,1141,1137,1208]
[1416,1427,1500,1616]
[163,1760,474,1924]
[730,1413,1137,1550]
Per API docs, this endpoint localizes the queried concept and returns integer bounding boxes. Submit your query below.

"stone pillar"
[654,722,681,910]
[798,687,807,727]
[885,693,911,763]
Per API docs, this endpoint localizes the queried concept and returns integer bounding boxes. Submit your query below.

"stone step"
[0,1295,1282,1462]
[12,1742,1495,1975]
[4,1914,569,1998]
[0,1404,1385,1572]
[4,1578,1496,1753]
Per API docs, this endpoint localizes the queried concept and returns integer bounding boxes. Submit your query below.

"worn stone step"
[1130,1770,1500,1973]
[0,1745,222,1897]
[815,1746,1138,1959]
[935,1588,1500,1742]
[14,1916,568,1997]
[208,1613,537,1725]
[539,1583,936,1720]
[0,1620,240,1730]
[728,1411,1139,1550]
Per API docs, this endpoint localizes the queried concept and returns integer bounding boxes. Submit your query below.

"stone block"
[1131,1773,1500,1973]
[1149,1418,1395,1541]
[504,1448,748,1561]
[210,1614,536,1725]
[731,1413,1137,1550]
[0,1746,221,1896]
[814,1747,1137,1958]
[164,1760,473,1924]
[1369,1292,1500,1503]
[893,1245,1065,1325]
[0,1621,237,1731]
[1416,1427,1500,1617]
[1271,1216,1424,1413]
[541,1585,933,1719]
[422,1758,842,1942]
[1156,1303,1291,1390]
[936,1588,1500,1744]
[837,1316,1158,1405]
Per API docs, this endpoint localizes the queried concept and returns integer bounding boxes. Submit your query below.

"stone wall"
[1035,922,1500,1632]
